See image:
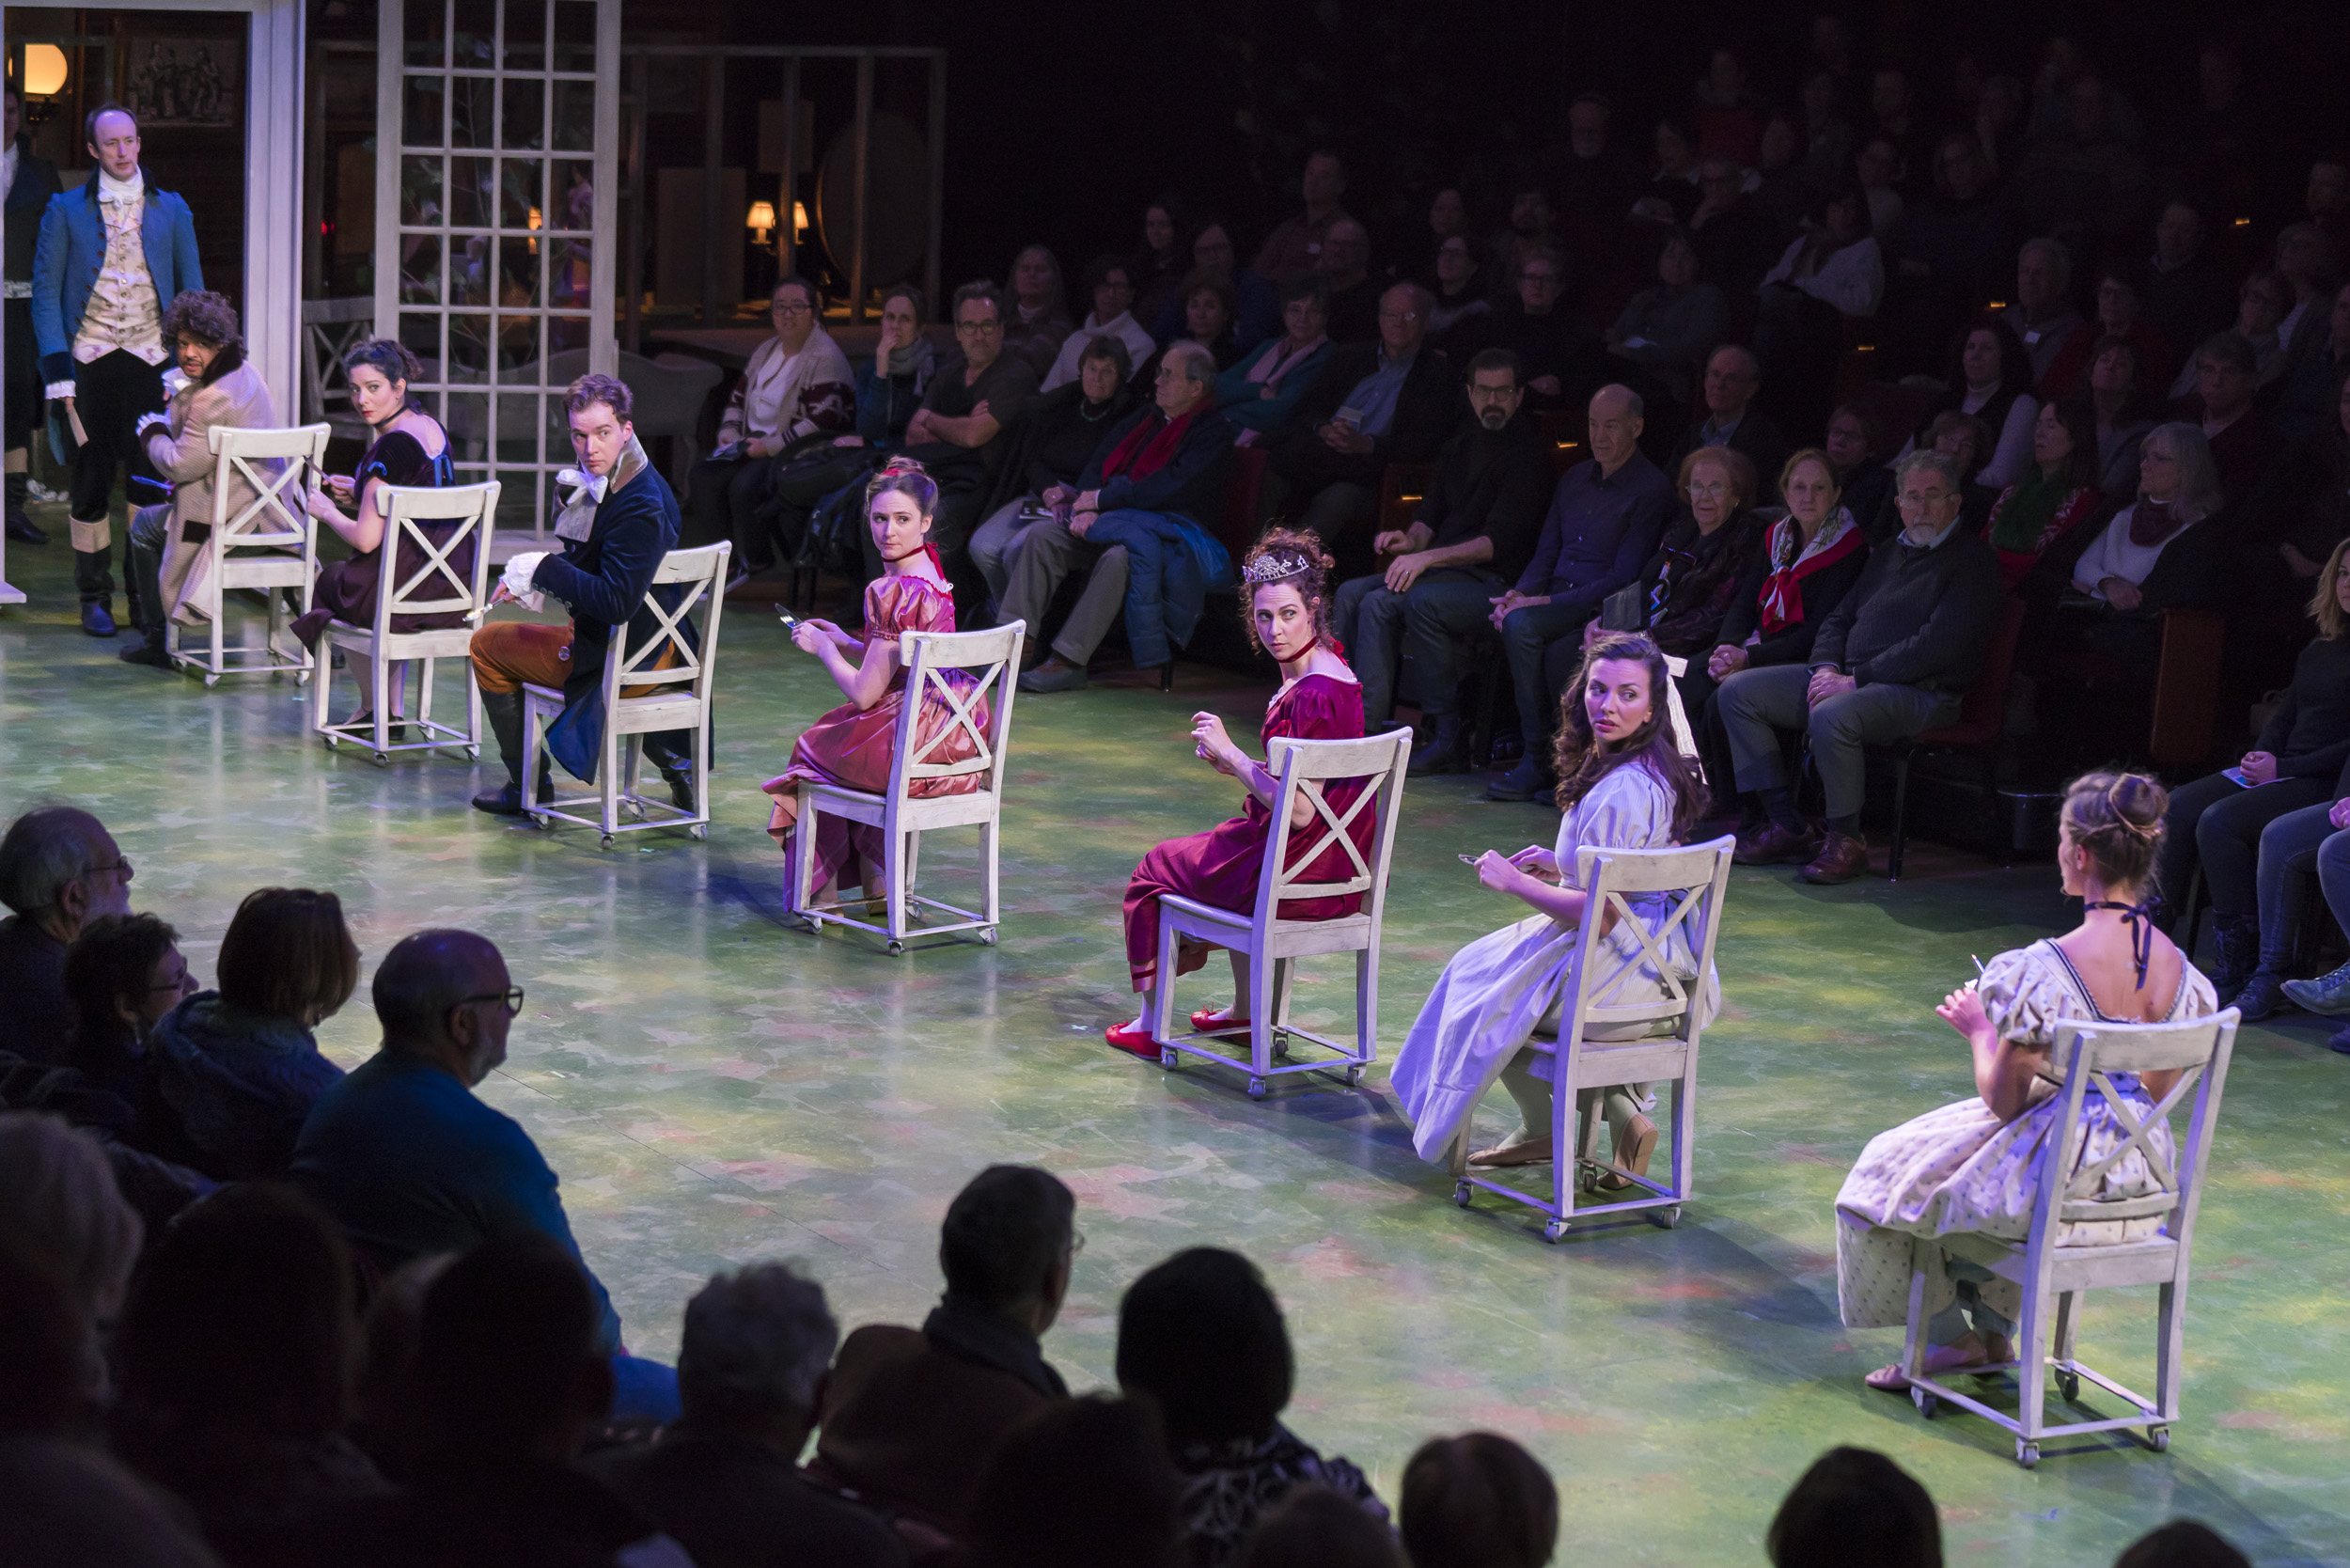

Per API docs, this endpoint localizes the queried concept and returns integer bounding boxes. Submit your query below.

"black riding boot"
[471,689,551,815]
[4,471,43,543]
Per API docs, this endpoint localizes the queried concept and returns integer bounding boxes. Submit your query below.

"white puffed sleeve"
[1975,945,2074,1049]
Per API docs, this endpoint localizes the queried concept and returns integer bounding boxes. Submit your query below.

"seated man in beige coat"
[119,290,281,667]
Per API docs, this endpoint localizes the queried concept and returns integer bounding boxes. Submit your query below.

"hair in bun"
[867,456,938,518]
[2060,770,2166,894]
[1238,526,1335,654]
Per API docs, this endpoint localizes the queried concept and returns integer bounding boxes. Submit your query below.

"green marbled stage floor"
[3,537,2345,1566]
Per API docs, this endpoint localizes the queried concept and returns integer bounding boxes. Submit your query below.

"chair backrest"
[1253,729,1413,929]
[885,621,1025,801]
[372,481,500,635]
[2028,1009,2239,1250]
[1566,835,1736,1035]
[601,541,730,709]
[1948,595,2028,741]
[207,423,332,552]
[299,297,374,423]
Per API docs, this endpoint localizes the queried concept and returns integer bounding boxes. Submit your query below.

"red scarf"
[1100,406,1200,482]
[1756,512,1864,634]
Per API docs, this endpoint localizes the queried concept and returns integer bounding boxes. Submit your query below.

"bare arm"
[799,626,898,711]
[1194,713,1316,828]
[921,409,1002,448]
[306,475,388,554]
[1939,984,2044,1121]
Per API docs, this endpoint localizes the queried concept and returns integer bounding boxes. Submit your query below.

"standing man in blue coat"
[468,373,697,817]
[31,102,201,635]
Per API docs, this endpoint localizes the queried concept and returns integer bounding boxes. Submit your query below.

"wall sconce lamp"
[20,44,70,125]
[745,200,777,245]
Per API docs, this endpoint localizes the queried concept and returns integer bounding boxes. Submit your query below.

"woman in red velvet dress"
[1106,530,1375,1056]
[761,461,987,902]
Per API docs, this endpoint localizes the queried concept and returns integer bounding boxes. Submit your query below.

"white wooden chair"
[1663,653,1700,760]
[310,481,500,763]
[1452,836,1734,1239]
[1901,1008,2239,1468]
[1150,729,1412,1098]
[167,422,333,685]
[522,541,729,847]
[790,620,1023,951]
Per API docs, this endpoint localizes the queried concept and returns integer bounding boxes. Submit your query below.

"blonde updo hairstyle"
[1238,526,1336,656]
[2060,771,2167,895]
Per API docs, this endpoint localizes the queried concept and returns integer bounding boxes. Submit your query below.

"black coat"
[534,459,690,781]
[1414,412,1555,584]
[1075,401,1236,529]
[3,136,63,283]
[1275,341,1457,491]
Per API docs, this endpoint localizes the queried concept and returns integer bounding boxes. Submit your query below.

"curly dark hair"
[1237,526,1336,657]
[1550,631,1707,836]
[159,290,243,356]
[340,336,424,388]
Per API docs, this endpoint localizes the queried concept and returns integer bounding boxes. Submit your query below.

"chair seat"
[1943,1228,2181,1289]
[1159,892,1375,958]
[219,557,310,588]
[323,620,477,659]
[800,778,1002,833]
[1523,1035,1690,1087]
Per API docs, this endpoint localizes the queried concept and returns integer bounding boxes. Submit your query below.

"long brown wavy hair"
[1551,631,1707,839]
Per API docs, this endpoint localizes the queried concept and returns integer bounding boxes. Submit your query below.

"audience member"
[1237,1483,1405,1568]
[2088,333,2158,498]
[1133,195,1190,329]
[1264,281,1453,545]
[2274,223,2337,366]
[1857,134,1905,242]
[2145,201,2237,365]
[0,1110,142,1341]
[1624,447,1767,801]
[1690,45,1764,166]
[1548,93,1644,224]
[2271,370,2350,583]
[1486,175,1562,301]
[2269,279,2350,451]
[1917,409,1998,532]
[1136,271,1248,384]
[587,1262,907,1568]
[1042,255,1157,392]
[1412,187,1468,283]
[1883,131,2012,375]
[2113,1521,2253,1568]
[1486,384,1671,800]
[0,1242,98,1438]
[348,1253,453,1485]
[1398,1433,1557,1568]
[1215,277,1334,447]
[1020,342,1236,691]
[1984,398,2102,589]
[60,910,192,1105]
[111,1185,390,1557]
[759,283,933,571]
[1643,116,1700,224]
[813,1165,1075,1539]
[1796,69,1854,190]
[469,375,695,818]
[2310,157,2350,262]
[681,277,853,575]
[140,886,355,1182]
[2043,259,2171,400]
[1999,238,2085,388]
[290,929,651,1393]
[1724,448,2000,883]
[1161,215,1279,350]
[2174,331,2277,506]
[1668,345,1790,506]
[1755,188,1886,428]
[1316,219,1383,344]
[0,806,133,1065]
[1750,112,1810,231]
[1606,230,1731,410]
[1424,232,1489,341]
[267,1233,691,1568]
[1002,244,1073,378]
[1117,1247,1386,1568]
[893,282,1042,570]
[1921,317,2037,492]
[1764,1447,1941,1568]
[1471,244,1600,411]
[1824,400,1893,528]
[1333,349,1551,763]
[969,334,1139,625]
[2171,272,2290,400]
[2152,539,2350,1014]
[964,1396,1183,1568]
[118,290,282,667]
[2012,72,2153,248]
[1255,150,1353,287]
[1868,66,1925,178]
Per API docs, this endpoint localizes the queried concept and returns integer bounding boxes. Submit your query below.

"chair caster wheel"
[527,812,547,829]
[370,752,389,766]
[1650,1205,1680,1230]
[203,673,218,688]
[2015,1439,2040,1468]
[297,670,312,686]
[1912,1388,1936,1418]
[886,940,905,956]
[1451,1181,1472,1208]
[2057,1372,2079,1403]
[600,834,615,849]
[1343,1063,1364,1086]
[979,926,996,945]
[466,745,480,760]
[689,824,708,840]
[2147,1426,2170,1452]
[323,734,340,749]
[1246,1076,1265,1099]
[1542,1219,1569,1244]
[1158,1047,1177,1069]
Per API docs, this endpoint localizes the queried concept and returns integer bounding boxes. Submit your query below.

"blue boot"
[2283,960,2350,1016]
[2231,966,2286,1023]
[2206,914,2260,1004]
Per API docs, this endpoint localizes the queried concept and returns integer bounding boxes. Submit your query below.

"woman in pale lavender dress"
[1836,771,2217,1391]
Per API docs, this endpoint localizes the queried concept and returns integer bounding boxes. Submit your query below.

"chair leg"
[1355,943,1378,1066]
[371,654,389,756]
[524,703,546,823]
[885,826,909,942]
[1151,907,1180,1044]
[2014,1274,2054,1445]
[2051,1289,2079,1371]
[311,638,333,733]
[903,830,922,896]
[602,728,620,838]
[979,815,999,927]
[466,668,483,759]
[789,789,817,919]
[1552,1055,1579,1227]
[1670,1068,1696,1203]
[1888,754,1910,882]
[416,656,436,733]
[2154,1279,2185,1421]
[1267,956,1294,1032]
[1247,949,1277,1078]
[1902,1238,1934,1383]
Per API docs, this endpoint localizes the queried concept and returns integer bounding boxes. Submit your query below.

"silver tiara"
[1242,551,1315,585]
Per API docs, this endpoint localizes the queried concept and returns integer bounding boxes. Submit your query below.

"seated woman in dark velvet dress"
[292,337,458,727]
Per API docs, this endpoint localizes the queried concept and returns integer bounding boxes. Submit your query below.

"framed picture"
[123,39,240,128]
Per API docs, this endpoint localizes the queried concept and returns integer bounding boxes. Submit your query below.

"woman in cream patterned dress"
[1836,771,2217,1390]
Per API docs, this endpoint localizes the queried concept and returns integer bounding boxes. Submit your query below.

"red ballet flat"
[1190,1007,1251,1033]
[1104,1021,1160,1058]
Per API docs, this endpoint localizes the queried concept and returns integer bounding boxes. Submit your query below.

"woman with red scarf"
[1018,341,1238,692]
[1684,448,1872,811]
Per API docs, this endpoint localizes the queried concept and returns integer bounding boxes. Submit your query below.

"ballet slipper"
[1596,1113,1658,1191]
[1104,1020,1158,1058]
[1466,1138,1554,1168]
[1190,1005,1250,1032]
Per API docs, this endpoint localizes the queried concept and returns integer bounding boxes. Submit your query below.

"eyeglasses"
[459,986,526,1016]
[83,859,133,884]
[1378,309,1421,323]
[771,300,813,317]
[957,318,1003,336]
[1687,480,1730,498]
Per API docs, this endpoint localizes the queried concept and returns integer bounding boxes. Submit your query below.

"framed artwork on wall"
[123,38,240,128]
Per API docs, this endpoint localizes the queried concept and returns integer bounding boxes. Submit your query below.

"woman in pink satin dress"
[761,461,988,902]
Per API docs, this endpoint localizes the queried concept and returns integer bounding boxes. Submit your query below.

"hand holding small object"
[1472,849,1525,894]
[1935,981,1988,1038]
[326,474,356,503]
